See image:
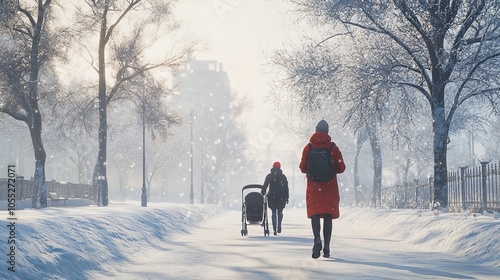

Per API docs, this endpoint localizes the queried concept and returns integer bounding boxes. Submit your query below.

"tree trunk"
[402,157,410,183]
[93,16,109,207]
[353,129,367,206]
[367,124,382,207]
[29,124,47,208]
[94,65,109,206]
[28,1,48,208]
[432,106,450,209]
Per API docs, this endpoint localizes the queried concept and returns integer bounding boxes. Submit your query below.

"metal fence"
[0,177,97,203]
[381,161,500,213]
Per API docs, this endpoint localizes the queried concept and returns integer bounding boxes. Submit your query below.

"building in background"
[173,58,248,206]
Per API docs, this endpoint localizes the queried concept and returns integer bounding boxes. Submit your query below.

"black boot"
[323,248,330,258]
[323,238,330,257]
[323,236,331,258]
[323,214,332,258]
[312,237,322,259]
[311,215,322,259]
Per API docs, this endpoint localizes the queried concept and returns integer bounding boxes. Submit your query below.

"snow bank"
[340,207,500,267]
[0,203,220,280]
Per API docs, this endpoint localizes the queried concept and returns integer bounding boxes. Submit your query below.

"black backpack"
[269,173,284,196]
[306,143,336,182]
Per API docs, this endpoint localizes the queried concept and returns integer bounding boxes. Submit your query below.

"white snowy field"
[1,202,499,280]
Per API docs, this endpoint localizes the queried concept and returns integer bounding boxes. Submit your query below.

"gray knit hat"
[315,119,329,134]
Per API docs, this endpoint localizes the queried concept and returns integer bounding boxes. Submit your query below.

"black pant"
[271,208,283,232]
[311,213,332,252]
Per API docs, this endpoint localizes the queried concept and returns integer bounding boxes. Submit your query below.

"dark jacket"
[262,167,289,210]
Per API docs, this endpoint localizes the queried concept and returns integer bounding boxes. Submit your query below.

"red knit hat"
[272,161,281,169]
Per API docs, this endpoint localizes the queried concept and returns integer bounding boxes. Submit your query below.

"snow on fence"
[0,178,97,204]
[382,161,500,213]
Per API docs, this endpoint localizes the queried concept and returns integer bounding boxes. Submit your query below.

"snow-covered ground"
[1,201,499,279]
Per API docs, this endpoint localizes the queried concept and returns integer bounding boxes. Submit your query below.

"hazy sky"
[171,0,315,179]
[177,0,293,92]
[175,0,302,140]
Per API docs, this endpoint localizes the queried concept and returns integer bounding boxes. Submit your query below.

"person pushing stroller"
[261,161,289,235]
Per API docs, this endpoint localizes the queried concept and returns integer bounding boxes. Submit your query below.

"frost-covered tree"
[285,0,500,209]
[0,0,68,208]
[271,38,394,207]
[74,0,194,206]
[483,115,500,161]
[43,81,98,184]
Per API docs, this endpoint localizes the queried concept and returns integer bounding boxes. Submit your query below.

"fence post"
[460,166,468,212]
[479,160,491,213]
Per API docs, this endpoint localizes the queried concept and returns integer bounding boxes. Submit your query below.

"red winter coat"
[299,132,346,219]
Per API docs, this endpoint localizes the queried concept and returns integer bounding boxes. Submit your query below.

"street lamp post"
[141,93,147,207]
[201,143,204,204]
[190,112,194,204]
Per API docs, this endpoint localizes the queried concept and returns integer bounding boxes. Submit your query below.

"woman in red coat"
[299,119,346,259]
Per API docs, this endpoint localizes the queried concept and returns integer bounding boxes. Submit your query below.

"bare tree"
[285,0,500,209]
[276,39,432,205]
[483,115,500,161]
[74,0,194,206]
[0,0,67,207]
[271,38,391,207]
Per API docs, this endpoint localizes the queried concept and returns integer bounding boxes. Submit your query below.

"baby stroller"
[241,184,270,236]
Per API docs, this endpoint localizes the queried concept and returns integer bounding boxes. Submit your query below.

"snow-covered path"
[90,208,500,280]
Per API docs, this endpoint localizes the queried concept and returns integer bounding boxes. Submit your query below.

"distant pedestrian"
[261,161,289,235]
[299,119,346,258]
